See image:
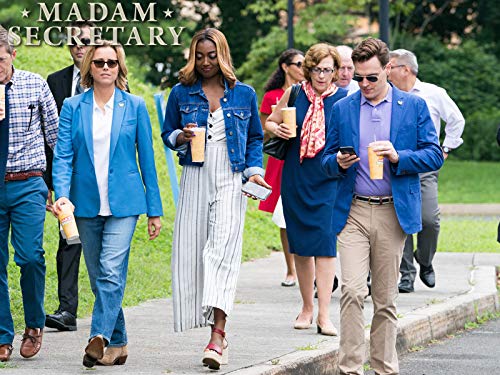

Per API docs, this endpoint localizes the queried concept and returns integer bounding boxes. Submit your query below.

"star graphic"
[21,8,30,18]
[163,8,173,18]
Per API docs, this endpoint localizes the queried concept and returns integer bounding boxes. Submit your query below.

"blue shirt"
[161,79,264,179]
[6,68,59,173]
[354,85,393,196]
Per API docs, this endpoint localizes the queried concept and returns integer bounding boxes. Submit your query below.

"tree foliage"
[238,0,368,98]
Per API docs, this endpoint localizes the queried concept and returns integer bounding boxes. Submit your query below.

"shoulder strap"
[287,83,301,107]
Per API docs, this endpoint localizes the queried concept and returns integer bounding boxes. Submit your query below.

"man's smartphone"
[241,181,272,201]
[339,146,357,157]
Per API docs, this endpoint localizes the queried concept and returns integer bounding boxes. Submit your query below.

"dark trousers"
[56,230,82,316]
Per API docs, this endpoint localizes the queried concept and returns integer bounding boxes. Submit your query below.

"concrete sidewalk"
[2,252,499,374]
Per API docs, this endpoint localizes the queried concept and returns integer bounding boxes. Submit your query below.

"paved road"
[367,318,500,375]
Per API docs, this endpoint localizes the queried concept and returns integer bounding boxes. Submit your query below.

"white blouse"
[92,92,114,216]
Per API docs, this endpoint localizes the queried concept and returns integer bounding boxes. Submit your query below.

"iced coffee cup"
[0,84,5,121]
[58,203,79,241]
[281,107,297,138]
[190,127,206,162]
[367,146,384,179]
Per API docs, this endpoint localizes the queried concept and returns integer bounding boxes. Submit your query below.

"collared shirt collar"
[361,84,393,106]
[73,65,81,80]
[93,90,115,113]
[410,78,423,93]
[189,77,232,96]
[7,66,17,86]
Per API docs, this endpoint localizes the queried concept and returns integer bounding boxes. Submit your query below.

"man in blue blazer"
[322,38,443,375]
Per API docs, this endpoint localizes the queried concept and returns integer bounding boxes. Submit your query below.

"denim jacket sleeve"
[161,86,188,156]
[243,90,264,179]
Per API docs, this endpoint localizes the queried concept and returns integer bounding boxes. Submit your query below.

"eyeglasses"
[310,67,335,75]
[92,59,119,69]
[391,64,406,69]
[288,61,302,68]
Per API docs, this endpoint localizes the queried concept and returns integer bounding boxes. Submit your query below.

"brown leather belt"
[353,194,394,205]
[4,171,43,181]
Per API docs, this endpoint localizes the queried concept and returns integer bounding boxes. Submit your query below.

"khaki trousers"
[337,199,406,375]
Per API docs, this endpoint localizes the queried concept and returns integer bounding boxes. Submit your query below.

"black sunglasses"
[288,61,302,68]
[352,74,379,83]
[71,37,92,46]
[92,59,119,69]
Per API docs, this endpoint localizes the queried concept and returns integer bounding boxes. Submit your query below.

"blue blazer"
[322,86,444,235]
[53,88,163,218]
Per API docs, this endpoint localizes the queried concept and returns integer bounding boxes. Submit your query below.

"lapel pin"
[119,102,124,107]
[397,100,403,105]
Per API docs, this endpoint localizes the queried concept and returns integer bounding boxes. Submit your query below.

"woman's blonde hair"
[303,43,340,83]
[80,40,128,90]
[179,28,237,88]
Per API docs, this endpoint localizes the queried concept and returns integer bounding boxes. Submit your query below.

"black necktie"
[0,84,10,188]
[75,72,83,95]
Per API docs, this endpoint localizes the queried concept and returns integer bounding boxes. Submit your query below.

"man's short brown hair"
[352,37,389,67]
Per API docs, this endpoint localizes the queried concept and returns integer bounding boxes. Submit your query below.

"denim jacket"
[161,79,264,179]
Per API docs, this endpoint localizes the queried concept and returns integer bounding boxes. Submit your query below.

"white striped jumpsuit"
[171,108,247,332]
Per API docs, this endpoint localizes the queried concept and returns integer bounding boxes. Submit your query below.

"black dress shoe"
[398,279,414,293]
[45,310,77,331]
[419,264,436,288]
[414,250,436,288]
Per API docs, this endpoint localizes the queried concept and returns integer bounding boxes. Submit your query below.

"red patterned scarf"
[299,81,338,163]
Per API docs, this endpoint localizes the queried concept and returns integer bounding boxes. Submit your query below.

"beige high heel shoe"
[96,345,128,366]
[316,320,338,336]
[294,315,313,330]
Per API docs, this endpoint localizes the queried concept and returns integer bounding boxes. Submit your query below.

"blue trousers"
[0,177,47,344]
[76,215,138,347]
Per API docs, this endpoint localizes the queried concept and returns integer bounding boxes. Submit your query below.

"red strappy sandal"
[202,327,229,370]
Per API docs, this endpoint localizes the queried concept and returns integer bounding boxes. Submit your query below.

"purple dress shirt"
[354,85,393,196]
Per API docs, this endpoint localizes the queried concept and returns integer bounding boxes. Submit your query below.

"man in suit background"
[388,49,465,294]
[45,21,97,332]
[335,45,359,95]
[322,38,444,375]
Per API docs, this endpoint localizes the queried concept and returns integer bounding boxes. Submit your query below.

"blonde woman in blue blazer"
[52,40,163,368]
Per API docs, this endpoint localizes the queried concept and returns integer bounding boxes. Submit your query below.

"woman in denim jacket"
[161,28,269,370]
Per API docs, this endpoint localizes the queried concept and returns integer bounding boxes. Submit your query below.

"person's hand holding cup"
[367,141,398,180]
[281,107,297,138]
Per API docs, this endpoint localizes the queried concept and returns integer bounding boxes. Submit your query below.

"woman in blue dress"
[265,43,347,336]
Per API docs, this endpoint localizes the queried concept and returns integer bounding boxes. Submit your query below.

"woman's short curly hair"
[302,43,341,83]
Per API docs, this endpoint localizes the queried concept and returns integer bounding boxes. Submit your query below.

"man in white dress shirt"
[388,48,465,293]
[335,45,359,95]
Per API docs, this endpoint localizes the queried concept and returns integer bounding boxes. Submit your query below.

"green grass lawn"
[438,216,500,253]
[438,159,500,203]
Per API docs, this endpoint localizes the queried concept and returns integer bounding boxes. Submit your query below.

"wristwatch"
[442,146,452,154]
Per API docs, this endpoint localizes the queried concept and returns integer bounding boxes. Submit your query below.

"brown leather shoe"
[96,345,128,366]
[83,335,105,368]
[20,328,43,358]
[0,344,13,362]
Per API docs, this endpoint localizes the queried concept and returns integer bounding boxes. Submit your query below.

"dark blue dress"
[281,88,347,257]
